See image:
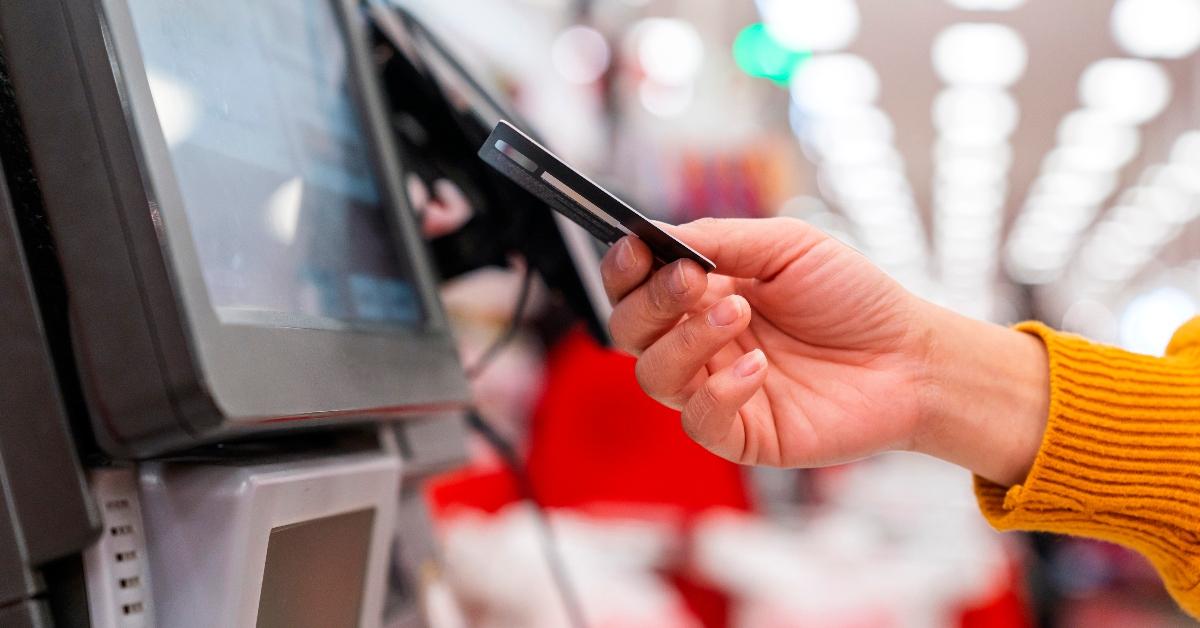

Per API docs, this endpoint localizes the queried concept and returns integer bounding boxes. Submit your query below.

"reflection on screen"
[126,0,423,330]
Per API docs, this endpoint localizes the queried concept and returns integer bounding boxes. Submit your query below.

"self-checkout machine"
[0,0,491,625]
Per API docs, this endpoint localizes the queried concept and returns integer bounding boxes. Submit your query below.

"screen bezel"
[98,0,469,424]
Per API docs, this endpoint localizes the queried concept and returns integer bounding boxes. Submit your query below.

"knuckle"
[673,317,703,353]
[644,280,674,319]
[680,410,702,442]
[633,357,659,396]
[691,381,720,420]
[681,385,719,443]
[607,315,638,354]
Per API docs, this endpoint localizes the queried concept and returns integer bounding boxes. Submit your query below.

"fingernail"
[707,296,742,327]
[734,349,766,378]
[615,238,635,271]
[666,262,689,296]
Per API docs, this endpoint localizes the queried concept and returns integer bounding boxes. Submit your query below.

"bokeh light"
[1078,58,1171,124]
[757,0,861,52]
[790,54,880,115]
[1120,285,1198,354]
[945,0,1027,9]
[932,23,1027,86]
[551,26,611,84]
[1111,0,1200,59]
[633,18,704,85]
[733,22,811,84]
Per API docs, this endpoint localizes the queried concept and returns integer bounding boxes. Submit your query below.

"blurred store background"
[396,0,1200,626]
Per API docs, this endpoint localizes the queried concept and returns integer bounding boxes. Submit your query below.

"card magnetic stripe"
[479,122,715,272]
[478,143,626,245]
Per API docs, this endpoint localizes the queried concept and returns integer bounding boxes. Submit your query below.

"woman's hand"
[602,217,1049,485]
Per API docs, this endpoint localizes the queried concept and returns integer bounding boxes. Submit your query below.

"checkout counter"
[0,0,604,626]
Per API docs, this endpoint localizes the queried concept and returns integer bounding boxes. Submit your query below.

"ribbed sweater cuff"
[975,320,1200,617]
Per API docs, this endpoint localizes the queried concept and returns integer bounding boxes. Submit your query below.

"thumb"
[661,217,827,280]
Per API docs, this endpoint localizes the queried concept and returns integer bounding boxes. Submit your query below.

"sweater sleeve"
[975,317,1200,618]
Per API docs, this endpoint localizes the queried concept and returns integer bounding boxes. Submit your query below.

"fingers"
[600,236,654,304]
[406,174,431,211]
[635,295,751,408]
[665,217,828,280]
[608,258,709,354]
[681,349,768,460]
[423,180,473,237]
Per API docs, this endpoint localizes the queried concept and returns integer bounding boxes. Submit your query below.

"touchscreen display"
[125,0,423,330]
[256,509,375,628]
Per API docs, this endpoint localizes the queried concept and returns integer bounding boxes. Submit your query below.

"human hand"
[406,175,473,238]
[602,217,1048,484]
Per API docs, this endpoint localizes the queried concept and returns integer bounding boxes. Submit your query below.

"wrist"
[911,304,1050,486]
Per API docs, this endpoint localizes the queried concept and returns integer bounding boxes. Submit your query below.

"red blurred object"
[428,327,751,627]
[524,328,751,515]
[956,561,1032,628]
[425,327,1030,628]
[426,327,751,518]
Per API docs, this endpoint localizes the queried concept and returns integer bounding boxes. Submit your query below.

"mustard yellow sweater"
[976,318,1200,617]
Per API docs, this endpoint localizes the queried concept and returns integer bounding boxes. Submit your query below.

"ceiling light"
[1145,163,1200,195]
[823,164,911,203]
[861,227,924,251]
[932,23,1027,86]
[552,26,612,84]
[638,81,694,117]
[843,200,920,227]
[1107,204,1180,245]
[937,153,1010,186]
[1017,201,1095,233]
[1120,285,1197,355]
[1005,241,1070,285]
[757,0,861,52]
[945,0,1027,9]
[936,180,1007,210]
[635,18,704,85]
[1057,109,1141,165]
[804,106,895,152]
[1080,240,1151,280]
[1126,185,1196,223]
[1060,299,1118,343]
[1111,0,1200,59]
[933,87,1019,143]
[1030,170,1118,206]
[938,217,1004,246]
[1041,145,1128,173]
[1078,58,1171,124]
[1170,130,1200,166]
[819,140,903,169]
[790,54,880,114]
[935,139,1013,168]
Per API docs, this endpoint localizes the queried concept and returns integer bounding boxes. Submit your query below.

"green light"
[733,23,811,85]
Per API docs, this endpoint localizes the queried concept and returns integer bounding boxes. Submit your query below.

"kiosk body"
[0,0,469,459]
[0,0,485,626]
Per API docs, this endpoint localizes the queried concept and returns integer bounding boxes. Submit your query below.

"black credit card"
[478,120,716,272]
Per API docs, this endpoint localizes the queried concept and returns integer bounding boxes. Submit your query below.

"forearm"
[916,312,1200,617]
[911,303,1050,487]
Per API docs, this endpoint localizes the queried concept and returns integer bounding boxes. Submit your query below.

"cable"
[464,263,535,379]
[461,264,586,625]
[465,410,588,628]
